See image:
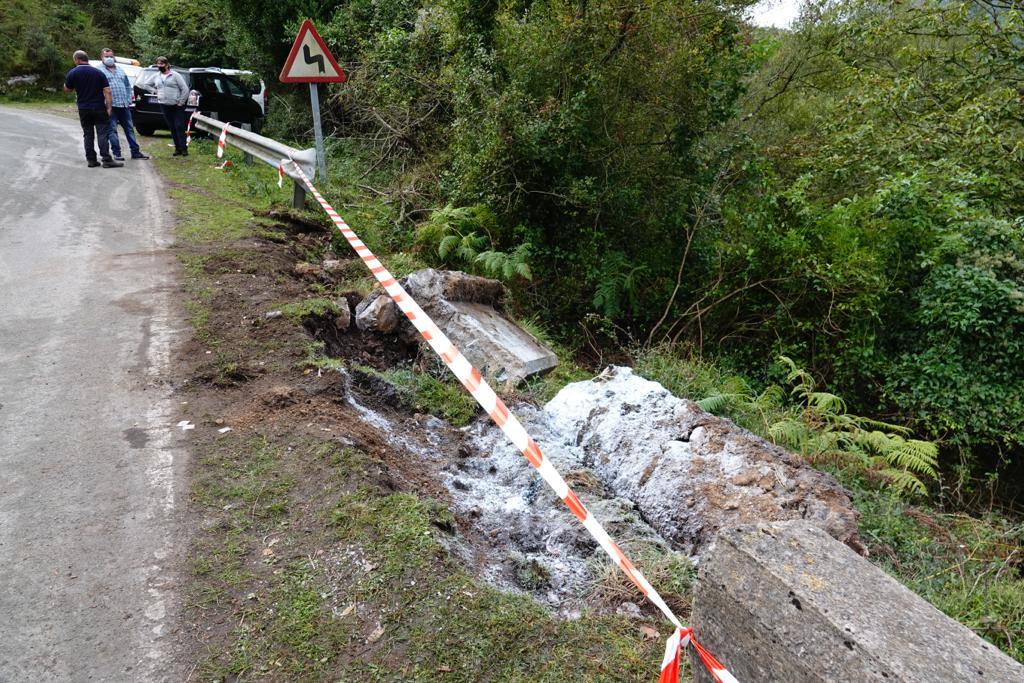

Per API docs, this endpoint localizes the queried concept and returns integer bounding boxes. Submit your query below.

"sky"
[748,0,803,28]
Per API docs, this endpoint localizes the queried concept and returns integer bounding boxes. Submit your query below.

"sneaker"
[172,150,182,157]
[131,153,151,160]
[87,160,100,168]
[113,155,125,161]
[180,149,188,157]
[102,159,124,168]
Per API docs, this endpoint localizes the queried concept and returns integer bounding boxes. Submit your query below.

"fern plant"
[592,253,649,318]
[774,356,939,496]
[690,355,939,496]
[698,375,786,437]
[415,204,532,283]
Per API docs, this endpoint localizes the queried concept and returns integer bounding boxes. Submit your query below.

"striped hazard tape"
[283,159,737,683]
[216,121,229,159]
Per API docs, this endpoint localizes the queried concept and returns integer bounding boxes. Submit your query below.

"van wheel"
[136,125,155,136]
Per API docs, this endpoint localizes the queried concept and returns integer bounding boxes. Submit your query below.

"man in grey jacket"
[154,56,189,156]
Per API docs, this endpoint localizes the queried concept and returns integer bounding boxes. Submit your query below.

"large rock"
[355,269,557,382]
[455,365,859,586]
[355,292,400,333]
[543,367,860,555]
[690,521,1024,682]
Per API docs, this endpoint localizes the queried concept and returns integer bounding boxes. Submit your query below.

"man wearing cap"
[64,50,122,168]
[99,48,149,162]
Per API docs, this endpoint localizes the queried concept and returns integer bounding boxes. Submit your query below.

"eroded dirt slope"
[164,144,678,681]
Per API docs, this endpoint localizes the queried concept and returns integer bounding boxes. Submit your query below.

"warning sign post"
[280,19,346,181]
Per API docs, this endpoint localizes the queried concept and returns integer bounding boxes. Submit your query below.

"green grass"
[325,486,671,680]
[279,297,342,323]
[190,434,675,681]
[0,89,76,117]
[853,485,1024,661]
[357,365,480,426]
[633,344,776,435]
[218,565,353,679]
[152,137,302,243]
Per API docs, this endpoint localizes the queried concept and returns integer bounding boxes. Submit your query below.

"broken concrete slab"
[544,366,860,555]
[690,520,1024,682]
[355,269,557,382]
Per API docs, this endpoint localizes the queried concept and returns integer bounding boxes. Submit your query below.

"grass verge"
[163,133,683,680]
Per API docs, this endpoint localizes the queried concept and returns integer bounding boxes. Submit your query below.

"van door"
[198,74,253,125]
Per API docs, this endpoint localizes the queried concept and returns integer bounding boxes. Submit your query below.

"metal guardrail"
[190,112,318,208]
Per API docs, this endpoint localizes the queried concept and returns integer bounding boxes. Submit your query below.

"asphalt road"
[0,106,188,680]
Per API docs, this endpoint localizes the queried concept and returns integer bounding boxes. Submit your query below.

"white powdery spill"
[443,378,677,612]
[339,363,854,613]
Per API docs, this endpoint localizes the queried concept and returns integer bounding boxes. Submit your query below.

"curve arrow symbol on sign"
[279,19,346,84]
[302,45,325,74]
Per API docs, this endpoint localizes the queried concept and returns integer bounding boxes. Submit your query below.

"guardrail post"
[189,114,317,208]
[240,124,253,165]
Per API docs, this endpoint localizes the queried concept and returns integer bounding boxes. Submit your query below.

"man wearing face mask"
[154,56,190,156]
[99,48,149,162]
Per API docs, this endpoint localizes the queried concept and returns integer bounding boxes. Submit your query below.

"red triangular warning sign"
[280,19,346,84]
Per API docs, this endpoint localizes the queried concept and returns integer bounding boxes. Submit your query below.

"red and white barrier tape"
[216,121,229,159]
[277,163,285,188]
[281,159,736,682]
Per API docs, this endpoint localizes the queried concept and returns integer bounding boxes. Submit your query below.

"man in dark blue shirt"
[64,51,122,168]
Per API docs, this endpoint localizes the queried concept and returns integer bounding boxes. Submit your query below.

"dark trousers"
[108,107,141,157]
[78,107,111,162]
[160,104,187,153]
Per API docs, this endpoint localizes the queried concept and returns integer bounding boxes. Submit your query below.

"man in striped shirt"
[99,48,150,161]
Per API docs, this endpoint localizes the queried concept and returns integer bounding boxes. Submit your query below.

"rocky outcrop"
[544,367,860,555]
[457,366,859,564]
[355,269,558,382]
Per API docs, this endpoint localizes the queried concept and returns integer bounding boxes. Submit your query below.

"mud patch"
[123,427,149,449]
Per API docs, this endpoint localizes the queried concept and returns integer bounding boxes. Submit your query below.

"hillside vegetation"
[181,0,1023,494]
[12,0,1023,668]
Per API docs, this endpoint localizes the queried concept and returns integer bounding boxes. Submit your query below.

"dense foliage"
[10,0,1022,478]
[0,0,109,81]
[320,0,1024,479]
[722,1,1024,471]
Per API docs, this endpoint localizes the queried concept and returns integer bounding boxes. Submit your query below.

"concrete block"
[445,300,557,381]
[690,520,1024,682]
[355,269,558,382]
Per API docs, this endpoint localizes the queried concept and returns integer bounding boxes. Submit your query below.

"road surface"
[0,106,189,680]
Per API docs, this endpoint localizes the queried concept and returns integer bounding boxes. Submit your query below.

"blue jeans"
[107,107,141,157]
[160,104,187,153]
